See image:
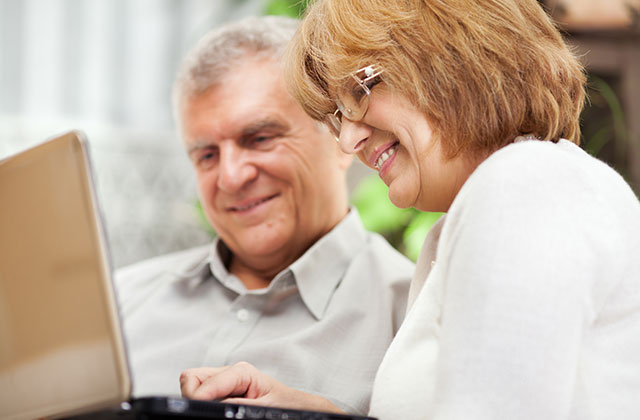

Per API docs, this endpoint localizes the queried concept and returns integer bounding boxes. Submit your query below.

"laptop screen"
[0,132,378,420]
[0,132,131,420]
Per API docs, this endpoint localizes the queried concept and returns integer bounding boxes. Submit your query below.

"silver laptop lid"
[0,131,131,419]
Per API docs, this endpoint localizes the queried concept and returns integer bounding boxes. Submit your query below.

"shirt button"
[236,308,250,322]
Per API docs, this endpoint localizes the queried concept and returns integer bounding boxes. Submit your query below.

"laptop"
[0,131,376,420]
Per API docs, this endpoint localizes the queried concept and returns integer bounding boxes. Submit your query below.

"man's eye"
[200,152,214,161]
[249,134,280,146]
[254,134,279,143]
[195,151,218,169]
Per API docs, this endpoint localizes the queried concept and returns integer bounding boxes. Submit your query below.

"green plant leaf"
[351,174,413,233]
[403,211,443,262]
[264,0,308,18]
[584,125,612,156]
[589,75,627,163]
[195,199,216,237]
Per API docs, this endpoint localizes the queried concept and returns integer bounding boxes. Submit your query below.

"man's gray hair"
[173,15,299,123]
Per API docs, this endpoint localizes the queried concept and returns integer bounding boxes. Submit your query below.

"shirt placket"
[200,292,267,367]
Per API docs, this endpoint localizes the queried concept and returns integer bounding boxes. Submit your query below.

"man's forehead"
[181,58,322,148]
[185,117,290,152]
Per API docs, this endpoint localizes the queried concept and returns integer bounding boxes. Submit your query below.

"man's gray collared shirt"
[116,210,413,414]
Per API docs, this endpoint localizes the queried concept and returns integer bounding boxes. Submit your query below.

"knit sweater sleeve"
[429,141,622,419]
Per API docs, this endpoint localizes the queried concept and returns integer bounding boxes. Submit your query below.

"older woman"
[180,1,640,419]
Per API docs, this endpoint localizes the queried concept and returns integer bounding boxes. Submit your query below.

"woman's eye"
[365,76,382,90]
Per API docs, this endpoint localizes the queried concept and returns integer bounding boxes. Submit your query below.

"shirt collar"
[206,208,368,319]
[289,208,368,319]
[208,239,247,295]
[166,243,217,290]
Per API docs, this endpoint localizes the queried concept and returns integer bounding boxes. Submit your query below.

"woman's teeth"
[374,144,397,170]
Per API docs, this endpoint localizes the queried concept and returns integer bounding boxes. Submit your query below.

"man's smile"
[227,193,280,213]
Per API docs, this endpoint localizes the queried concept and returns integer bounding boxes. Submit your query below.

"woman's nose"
[338,118,372,154]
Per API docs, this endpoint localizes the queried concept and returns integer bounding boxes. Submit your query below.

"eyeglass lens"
[337,79,370,121]
[326,66,382,141]
[325,110,342,140]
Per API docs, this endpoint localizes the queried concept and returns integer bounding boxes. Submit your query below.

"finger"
[192,363,258,401]
[192,370,247,400]
[180,373,203,398]
[180,367,225,398]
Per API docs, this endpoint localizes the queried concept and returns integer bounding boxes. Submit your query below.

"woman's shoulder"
[459,139,637,209]
[443,140,640,275]
[475,139,602,181]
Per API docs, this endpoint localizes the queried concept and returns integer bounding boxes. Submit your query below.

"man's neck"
[224,208,351,290]
[228,255,290,290]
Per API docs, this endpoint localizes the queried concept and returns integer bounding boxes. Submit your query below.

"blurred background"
[1,0,639,268]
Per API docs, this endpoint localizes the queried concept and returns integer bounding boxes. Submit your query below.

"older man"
[115,15,413,414]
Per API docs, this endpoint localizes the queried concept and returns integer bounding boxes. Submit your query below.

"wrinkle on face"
[180,57,350,282]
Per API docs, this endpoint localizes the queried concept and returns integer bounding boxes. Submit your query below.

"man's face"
[181,57,351,272]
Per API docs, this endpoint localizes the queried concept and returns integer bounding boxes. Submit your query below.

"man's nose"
[216,144,258,193]
[338,118,372,154]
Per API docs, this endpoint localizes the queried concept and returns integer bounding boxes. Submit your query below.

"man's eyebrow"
[186,119,289,154]
[239,119,288,139]
[187,141,216,155]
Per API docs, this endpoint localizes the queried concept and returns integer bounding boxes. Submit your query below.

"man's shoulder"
[114,243,212,315]
[115,243,212,288]
[337,230,413,329]
[354,231,415,281]
[315,209,415,283]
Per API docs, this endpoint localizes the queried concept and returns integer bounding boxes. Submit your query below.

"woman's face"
[336,83,481,212]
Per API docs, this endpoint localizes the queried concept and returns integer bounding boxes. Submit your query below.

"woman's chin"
[387,187,416,210]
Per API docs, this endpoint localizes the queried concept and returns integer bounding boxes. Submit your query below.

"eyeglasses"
[325,65,384,141]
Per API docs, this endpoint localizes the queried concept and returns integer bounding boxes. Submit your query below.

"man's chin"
[227,233,295,262]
